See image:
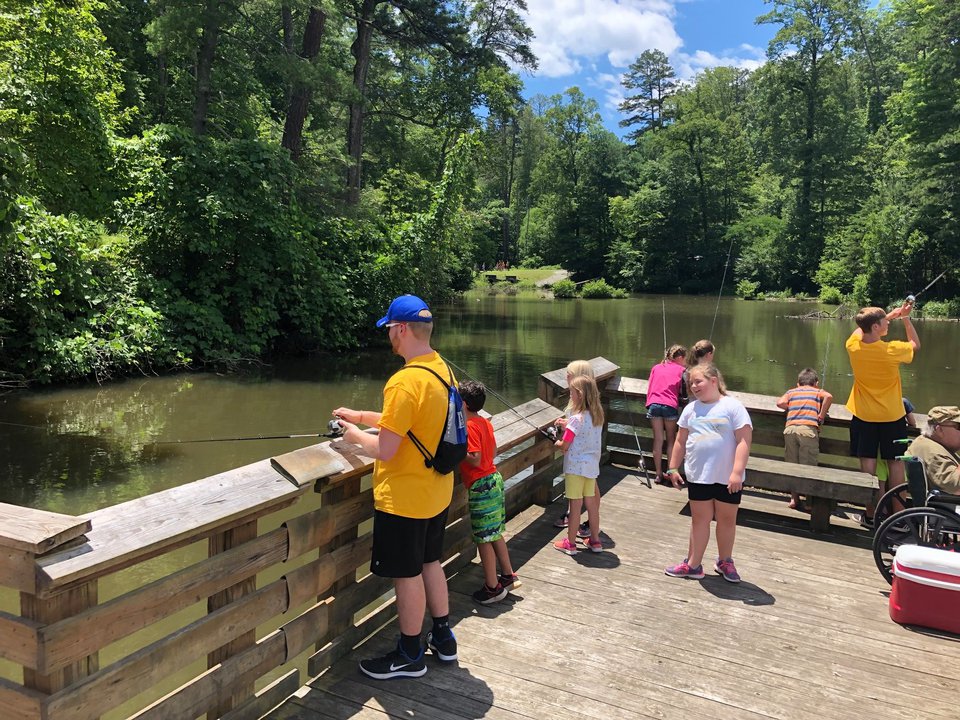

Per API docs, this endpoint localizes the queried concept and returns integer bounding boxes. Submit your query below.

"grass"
[467,266,567,298]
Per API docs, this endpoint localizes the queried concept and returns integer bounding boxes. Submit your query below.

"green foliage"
[0,0,125,218]
[580,279,626,299]
[736,279,760,299]
[116,127,362,360]
[819,286,843,305]
[919,299,960,319]
[0,198,184,382]
[551,278,577,298]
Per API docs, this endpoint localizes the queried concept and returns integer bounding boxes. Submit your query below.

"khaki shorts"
[564,473,596,500]
[784,424,819,466]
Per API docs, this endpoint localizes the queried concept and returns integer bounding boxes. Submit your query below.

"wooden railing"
[0,357,619,720]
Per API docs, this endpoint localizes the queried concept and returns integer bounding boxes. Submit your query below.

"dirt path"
[535,268,570,287]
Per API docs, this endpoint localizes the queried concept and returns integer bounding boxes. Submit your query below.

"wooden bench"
[603,374,884,532]
[485,273,498,284]
[744,457,877,532]
[505,275,518,283]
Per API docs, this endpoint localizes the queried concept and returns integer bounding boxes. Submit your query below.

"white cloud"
[524,0,683,77]
[673,45,766,80]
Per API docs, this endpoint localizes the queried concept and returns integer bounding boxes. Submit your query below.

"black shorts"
[370,507,449,579]
[849,416,908,460]
[687,482,742,505]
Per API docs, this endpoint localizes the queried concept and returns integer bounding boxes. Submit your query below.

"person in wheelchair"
[907,406,960,495]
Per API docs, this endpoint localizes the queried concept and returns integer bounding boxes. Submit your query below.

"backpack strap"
[392,362,456,466]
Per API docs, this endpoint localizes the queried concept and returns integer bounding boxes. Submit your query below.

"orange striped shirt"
[783,386,827,427]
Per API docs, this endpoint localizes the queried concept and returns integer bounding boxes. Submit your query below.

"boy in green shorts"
[458,381,521,604]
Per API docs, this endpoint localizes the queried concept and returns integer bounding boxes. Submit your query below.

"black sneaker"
[498,573,522,591]
[472,582,507,605]
[426,629,458,662]
[358,643,426,680]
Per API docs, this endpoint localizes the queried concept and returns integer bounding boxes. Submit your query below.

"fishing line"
[440,356,558,442]
[709,235,737,341]
[661,298,667,352]
[616,370,652,488]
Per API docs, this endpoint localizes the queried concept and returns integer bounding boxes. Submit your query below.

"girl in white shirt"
[664,364,752,582]
[554,375,605,555]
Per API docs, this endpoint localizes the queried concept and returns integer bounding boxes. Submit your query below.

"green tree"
[618,49,677,141]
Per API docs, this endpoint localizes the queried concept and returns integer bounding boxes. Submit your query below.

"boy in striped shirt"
[777,368,833,511]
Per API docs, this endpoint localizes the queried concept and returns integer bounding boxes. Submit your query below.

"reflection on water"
[1,294,956,714]
[1,294,955,513]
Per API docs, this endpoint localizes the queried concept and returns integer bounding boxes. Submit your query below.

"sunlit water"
[2,294,955,514]
[1,293,956,714]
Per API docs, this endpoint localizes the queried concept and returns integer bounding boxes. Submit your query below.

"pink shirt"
[646,361,685,408]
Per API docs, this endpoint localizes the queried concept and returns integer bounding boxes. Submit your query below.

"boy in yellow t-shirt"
[845,302,920,523]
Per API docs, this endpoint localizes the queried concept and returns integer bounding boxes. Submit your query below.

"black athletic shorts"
[687,482,742,505]
[849,415,908,460]
[370,507,449,579]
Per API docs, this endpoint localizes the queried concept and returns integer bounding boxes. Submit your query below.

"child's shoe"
[358,641,427,680]
[664,559,704,579]
[498,573,522,591]
[554,537,579,555]
[576,522,591,538]
[714,557,741,583]
[585,538,603,553]
[472,582,507,605]
[553,511,570,528]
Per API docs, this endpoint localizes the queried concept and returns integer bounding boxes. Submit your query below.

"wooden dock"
[267,465,958,720]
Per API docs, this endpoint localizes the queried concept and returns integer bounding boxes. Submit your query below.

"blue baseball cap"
[376,295,433,327]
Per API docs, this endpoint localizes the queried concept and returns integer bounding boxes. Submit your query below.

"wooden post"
[207,519,258,719]
[533,375,559,505]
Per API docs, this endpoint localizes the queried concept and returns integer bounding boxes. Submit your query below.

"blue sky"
[517,0,778,133]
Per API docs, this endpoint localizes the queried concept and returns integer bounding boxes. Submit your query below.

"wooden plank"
[0,611,40,669]
[496,437,557,482]
[36,459,303,595]
[284,536,372,609]
[0,678,45,720]
[0,503,90,555]
[745,456,877,503]
[38,527,288,675]
[284,493,373,561]
[130,631,287,720]
[0,545,38,594]
[271,444,346,487]
[44,581,289,720]
[208,519,259,718]
[282,600,330,660]
[540,357,620,396]
[22,582,98,695]
[221,668,301,720]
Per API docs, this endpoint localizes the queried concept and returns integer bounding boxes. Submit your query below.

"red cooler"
[890,544,960,634]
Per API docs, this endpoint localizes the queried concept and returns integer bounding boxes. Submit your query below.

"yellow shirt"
[845,332,914,422]
[373,351,454,518]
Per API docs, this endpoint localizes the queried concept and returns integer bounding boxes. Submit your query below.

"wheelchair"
[872,448,960,584]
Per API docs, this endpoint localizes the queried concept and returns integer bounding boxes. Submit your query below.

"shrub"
[736,279,760,299]
[551,278,577,298]
[920,298,960,318]
[580,279,627,299]
[819,286,842,305]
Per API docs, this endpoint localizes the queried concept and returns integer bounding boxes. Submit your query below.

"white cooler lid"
[894,544,960,578]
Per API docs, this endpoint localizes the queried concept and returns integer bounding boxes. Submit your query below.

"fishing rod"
[906,268,950,305]
[152,421,346,445]
[709,235,737,341]
[440,356,558,442]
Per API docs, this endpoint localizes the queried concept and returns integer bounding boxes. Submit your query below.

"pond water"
[1,293,956,714]
[2,293,956,514]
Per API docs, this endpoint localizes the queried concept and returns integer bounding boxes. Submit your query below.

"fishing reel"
[327,419,345,438]
[544,425,559,441]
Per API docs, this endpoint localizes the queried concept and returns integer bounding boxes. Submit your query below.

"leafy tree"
[618,49,677,141]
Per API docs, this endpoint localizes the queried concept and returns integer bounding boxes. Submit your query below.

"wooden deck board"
[270,465,960,720]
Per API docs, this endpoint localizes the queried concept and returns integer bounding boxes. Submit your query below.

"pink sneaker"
[714,558,741,583]
[554,537,579,555]
[664,559,705,579]
[585,538,603,553]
